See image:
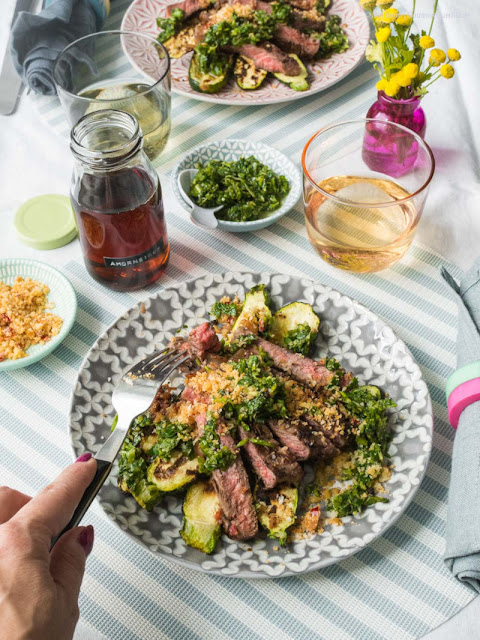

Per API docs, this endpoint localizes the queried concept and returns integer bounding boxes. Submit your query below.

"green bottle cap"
[14,194,77,250]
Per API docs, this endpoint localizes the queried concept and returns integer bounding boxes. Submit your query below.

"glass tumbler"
[302,120,435,273]
[54,31,171,162]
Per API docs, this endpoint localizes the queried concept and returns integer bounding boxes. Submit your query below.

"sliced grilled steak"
[149,387,173,419]
[291,9,326,32]
[194,410,258,540]
[238,424,303,489]
[256,338,334,389]
[172,322,221,360]
[166,0,213,19]
[303,414,350,450]
[274,24,319,58]
[268,418,339,461]
[221,43,301,75]
[212,430,258,540]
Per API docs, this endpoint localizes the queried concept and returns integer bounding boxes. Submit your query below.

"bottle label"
[103,237,166,268]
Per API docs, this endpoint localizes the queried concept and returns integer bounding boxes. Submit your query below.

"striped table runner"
[11,0,473,638]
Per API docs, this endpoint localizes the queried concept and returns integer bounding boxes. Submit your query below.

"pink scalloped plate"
[121,0,370,105]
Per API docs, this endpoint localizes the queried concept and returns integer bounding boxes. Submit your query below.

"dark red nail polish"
[75,452,92,463]
[78,525,94,557]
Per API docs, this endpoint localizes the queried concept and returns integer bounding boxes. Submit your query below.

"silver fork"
[51,346,190,547]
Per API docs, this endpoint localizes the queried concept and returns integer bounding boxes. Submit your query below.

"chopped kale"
[311,15,349,58]
[118,413,152,490]
[199,414,236,474]
[324,356,342,388]
[221,354,288,425]
[210,300,240,320]
[156,8,184,43]
[283,322,316,356]
[152,419,194,461]
[327,384,396,517]
[189,155,290,223]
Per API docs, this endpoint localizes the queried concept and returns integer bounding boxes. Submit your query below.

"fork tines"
[126,346,190,381]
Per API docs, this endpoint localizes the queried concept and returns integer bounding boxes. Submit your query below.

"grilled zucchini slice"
[273,54,309,92]
[269,302,320,355]
[180,480,222,554]
[189,51,232,93]
[230,284,272,340]
[255,484,298,545]
[118,477,161,512]
[234,56,268,90]
[147,450,199,493]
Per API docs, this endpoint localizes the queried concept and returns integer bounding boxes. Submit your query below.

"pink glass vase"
[362,91,427,178]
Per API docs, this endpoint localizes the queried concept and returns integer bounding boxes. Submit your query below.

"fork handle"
[50,458,112,550]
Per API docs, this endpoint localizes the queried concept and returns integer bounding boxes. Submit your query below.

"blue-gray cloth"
[443,258,480,592]
[10,0,106,96]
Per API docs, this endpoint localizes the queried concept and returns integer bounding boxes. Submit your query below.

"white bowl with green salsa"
[171,139,302,232]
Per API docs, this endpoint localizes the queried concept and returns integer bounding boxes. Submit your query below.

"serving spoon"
[177,169,222,230]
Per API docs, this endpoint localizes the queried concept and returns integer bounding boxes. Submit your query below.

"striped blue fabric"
[11,0,474,638]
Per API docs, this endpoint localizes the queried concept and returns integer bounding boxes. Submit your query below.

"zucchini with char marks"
[230,284,272,340]
[234,56,268,90]
[255,483,299,545]
[180,480,222,553]
[189,51,233,93]
[147,450,199,493]
[270,302,320,356]
[273,54,309,91]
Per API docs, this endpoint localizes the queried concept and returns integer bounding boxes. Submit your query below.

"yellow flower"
[419,35,435,49]
[384,79,400,97]
[396,14,412,27]
[447,48,461,61]
[440,64,455,79]
[429,48,446,66]
[374,15,387,27]
[376,0,393,8]
[360,0,376,10]
[403,63,419,78]
[393,70,411,87]
[376,27,391,43]
[381,7,398,23]
[376,77,387,91]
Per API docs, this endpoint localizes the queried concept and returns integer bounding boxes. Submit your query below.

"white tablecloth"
[1,0,480,638]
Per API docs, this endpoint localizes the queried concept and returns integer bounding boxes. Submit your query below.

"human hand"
[0,453,97,640]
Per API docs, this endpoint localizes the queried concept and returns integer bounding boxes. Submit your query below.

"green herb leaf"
[156,8,184,43]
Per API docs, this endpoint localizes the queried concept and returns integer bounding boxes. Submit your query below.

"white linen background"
[0,0,479,638]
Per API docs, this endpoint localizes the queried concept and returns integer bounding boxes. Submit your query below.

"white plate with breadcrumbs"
[0,258,77,372]
[69,272,432,578]
[121,0,369,106]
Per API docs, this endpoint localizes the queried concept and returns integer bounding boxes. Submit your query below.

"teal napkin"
[10,0,107,95]
[443,258,480,591]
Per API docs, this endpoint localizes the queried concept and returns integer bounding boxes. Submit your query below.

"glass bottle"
[362,91,427,178]
[70,109,169,291]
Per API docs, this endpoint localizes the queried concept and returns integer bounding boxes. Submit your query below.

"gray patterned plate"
[69,272,433,578]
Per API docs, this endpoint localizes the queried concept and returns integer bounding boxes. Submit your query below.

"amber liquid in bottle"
[71,167,169,291]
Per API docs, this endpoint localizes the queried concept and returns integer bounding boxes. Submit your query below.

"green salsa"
[189,156,290,223]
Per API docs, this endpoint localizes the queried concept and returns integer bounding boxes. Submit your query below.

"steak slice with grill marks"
[221,42,301,75]
[166,0,213,19]
[194,412,258,541]
[268,418,339,461]
[273,24,319,59]
[303,414,350,450]
[291,9,326,32]
[255,338,335,390]
[238,423,303,489]
[212,429,259,540]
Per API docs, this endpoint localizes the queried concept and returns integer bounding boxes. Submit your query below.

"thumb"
[50,525,94,610]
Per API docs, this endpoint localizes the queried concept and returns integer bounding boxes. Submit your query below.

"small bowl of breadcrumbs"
[0,259,77,371]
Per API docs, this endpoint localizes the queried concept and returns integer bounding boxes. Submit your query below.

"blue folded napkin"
[443,258,480,592]
[10,0,107,96]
